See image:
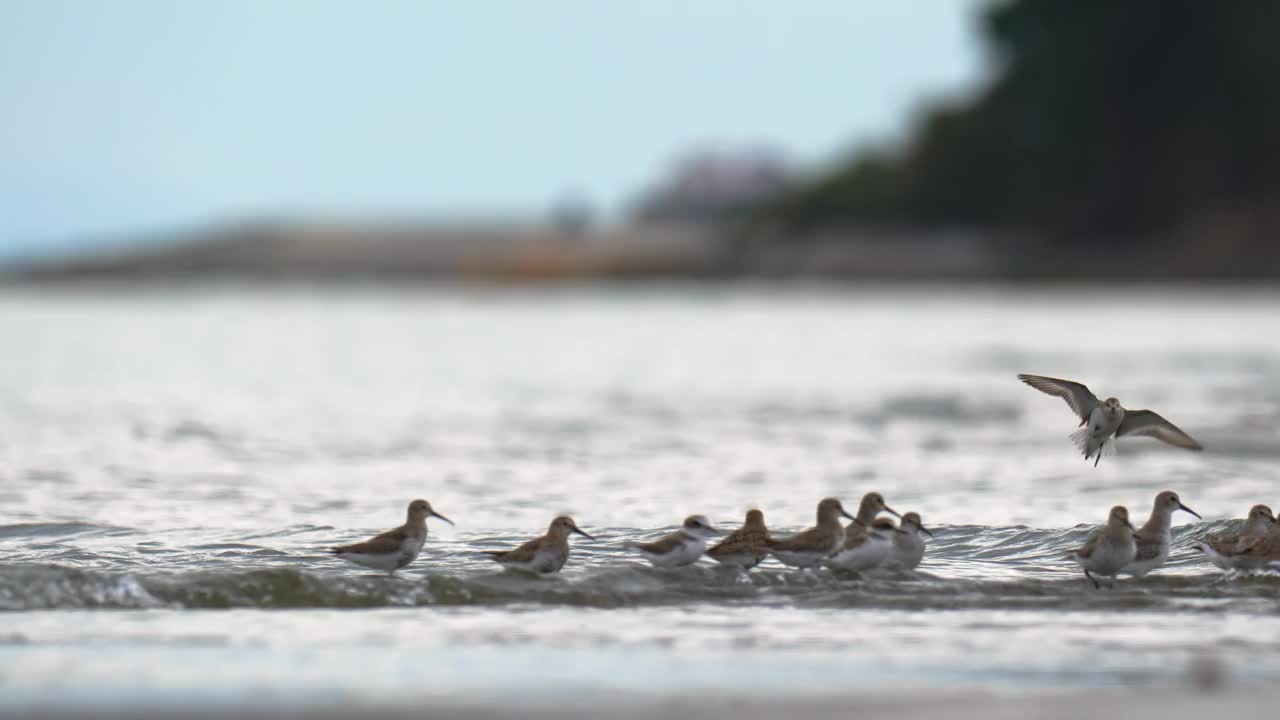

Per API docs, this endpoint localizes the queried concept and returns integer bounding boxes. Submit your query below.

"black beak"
[919,526,935,538]
[1125,520,1135,531]
[431,511,455,526]
[572,527,595,541]
[1178,503,1201,520]
[883,505,901,518]
[840,508,855,521]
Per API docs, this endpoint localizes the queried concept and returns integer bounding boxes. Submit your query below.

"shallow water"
[1,284,1279,708]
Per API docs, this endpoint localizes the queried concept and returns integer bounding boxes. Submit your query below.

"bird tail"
[1069,428,1093,457]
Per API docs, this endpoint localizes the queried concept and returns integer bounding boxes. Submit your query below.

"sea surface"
[1,284,1279,710]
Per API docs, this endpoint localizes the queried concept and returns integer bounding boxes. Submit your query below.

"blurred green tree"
[765,0,1280,248]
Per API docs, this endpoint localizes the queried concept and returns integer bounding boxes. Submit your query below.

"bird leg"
[1085,569,1100,590]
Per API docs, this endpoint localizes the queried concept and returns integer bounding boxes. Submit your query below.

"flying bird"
[1017,374,1202,466]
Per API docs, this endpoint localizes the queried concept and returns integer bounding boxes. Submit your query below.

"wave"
[0,522,136,539]
[1,559,1273,613]
[1,520,1274,612]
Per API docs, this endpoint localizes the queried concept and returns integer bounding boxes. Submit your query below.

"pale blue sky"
[0,1,985,256]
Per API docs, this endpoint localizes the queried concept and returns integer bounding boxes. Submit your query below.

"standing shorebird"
[1194,505,1276,571]
[1074,506,1138,589]
[846,492,899,529]
[1123,490,1200,577]
[829,492,899,570]
[1017,374,1203,465]
[767,497,854,569]
[826,517,901,572]
[484,516,594,575]
[884,512,934,571]
[631,514,719,568]
[706,509,771,570]
[1226,510,1280,570]
[328,499,453,576]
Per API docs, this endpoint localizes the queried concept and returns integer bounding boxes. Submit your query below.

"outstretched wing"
[1116,409,1203,450]
[1017,374,1099,424]
[1202,532,1243,557]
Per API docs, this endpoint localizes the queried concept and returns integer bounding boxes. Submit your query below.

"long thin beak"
[572,527,595,541]
[431,511,455,526]
[840,509,855,521]
[1178,504,1201,520]
[919,526,935,538]
[883,506,901,518]
[1125,520,1135,531]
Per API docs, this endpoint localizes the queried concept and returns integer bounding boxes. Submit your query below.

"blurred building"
[631,148,790,225]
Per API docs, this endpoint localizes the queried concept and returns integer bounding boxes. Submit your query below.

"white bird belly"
[827,537,890,572]
[1076,542,1134,576]
[501,549,566,574]
[337,552,403,571]
[1121,544,1168,577]
[640,538,706,568]
[1194,541,1235,570]
[886,536,926,571]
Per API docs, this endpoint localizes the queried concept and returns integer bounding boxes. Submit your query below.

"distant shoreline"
[4,220,1280,284]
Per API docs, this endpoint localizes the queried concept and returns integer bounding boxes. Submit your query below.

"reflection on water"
[0,286,1278,705]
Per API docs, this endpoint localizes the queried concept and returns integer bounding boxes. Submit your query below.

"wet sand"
[16,688,1272,720]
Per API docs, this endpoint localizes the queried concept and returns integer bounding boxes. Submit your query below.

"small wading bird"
[1074,505,1137,589]
[705,509,771,570]
[827,492,900,572]
[826,517,902,573]
[884,512,934,571]
[767,497,854,569]
[1123,490,1200,577]
[1194,505,1276,571]
[630,514,719,568]
[328,499,453,576]
[484,516,594,575]
[1017,374,1203,466]
[1233,512,1280,570]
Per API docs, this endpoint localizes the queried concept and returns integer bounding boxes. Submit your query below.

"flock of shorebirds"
[327,374,1280,588]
